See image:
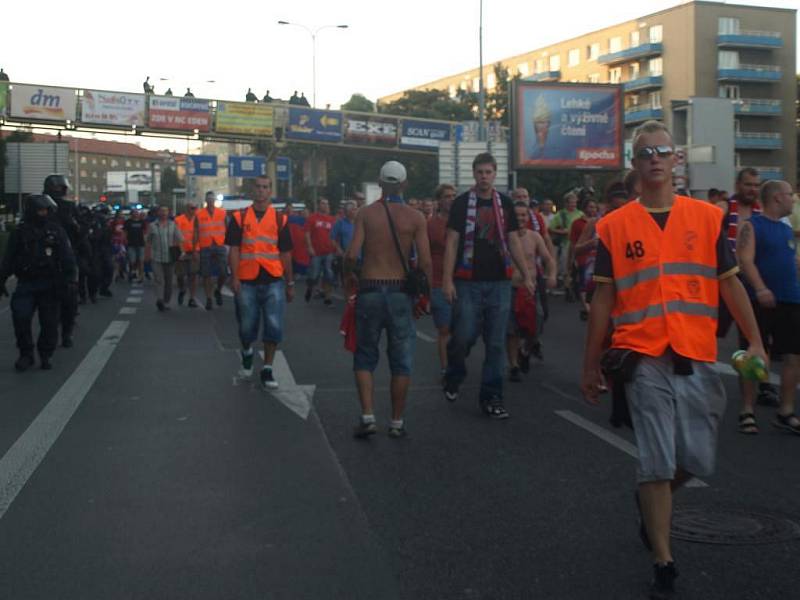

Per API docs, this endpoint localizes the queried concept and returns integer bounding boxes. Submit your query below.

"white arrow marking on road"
[555,410,708,488]
[130,289,144,295]
[256,350,315,420]
[0,320,130,521]
[416,330,436,343]
[119,307,137,315]
[125,297,142,304]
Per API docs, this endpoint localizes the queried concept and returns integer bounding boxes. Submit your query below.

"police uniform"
[90,206,114,296]
[0,195,76,371]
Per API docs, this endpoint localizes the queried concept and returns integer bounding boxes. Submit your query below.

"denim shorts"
[127,246,145,264]
[200,245,227,278]
[430,287,452,330]
[354,285,415,376]
[237,280,286,345]
[308,254,335,285]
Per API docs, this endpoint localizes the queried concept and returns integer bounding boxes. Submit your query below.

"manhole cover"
[671,508,800,545]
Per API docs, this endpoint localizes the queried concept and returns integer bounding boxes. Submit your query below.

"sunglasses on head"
[635,145,674,160]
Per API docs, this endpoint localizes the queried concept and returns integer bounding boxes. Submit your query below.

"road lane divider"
[0,320,131,520]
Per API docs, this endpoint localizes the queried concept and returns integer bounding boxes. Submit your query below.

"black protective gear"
[43,174,71,200]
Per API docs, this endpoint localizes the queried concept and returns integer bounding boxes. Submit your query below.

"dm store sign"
[10,84,77,122]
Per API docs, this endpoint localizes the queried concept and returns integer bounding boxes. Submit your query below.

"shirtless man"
[507,202,556,381]
[345,161,432,439]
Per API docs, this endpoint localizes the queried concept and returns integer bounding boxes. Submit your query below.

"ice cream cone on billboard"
[533,95,551,151]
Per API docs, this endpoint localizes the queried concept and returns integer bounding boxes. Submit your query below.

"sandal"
[738,412,759,435]
[773,412,800,435]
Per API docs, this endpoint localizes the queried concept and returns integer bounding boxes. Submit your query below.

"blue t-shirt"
[331,218,354,252]
[751,214,800,303]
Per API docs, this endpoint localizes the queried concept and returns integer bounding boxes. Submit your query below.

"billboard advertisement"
[81,89,146,126]
[343,114,398,147]
[149,96,211,132]
[400,119,451,150]
[9,84,77,122]
[286,107,342,143]
[106,171,154,192]
[216,101,273,136]
[513,82,622,170]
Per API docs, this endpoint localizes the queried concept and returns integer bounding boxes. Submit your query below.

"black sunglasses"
[635,145,674,160]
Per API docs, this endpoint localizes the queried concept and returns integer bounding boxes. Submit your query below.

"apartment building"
[379,1,797,187]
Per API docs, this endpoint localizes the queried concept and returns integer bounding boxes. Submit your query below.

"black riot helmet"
[24,194,58,222]
[43,174,71,200]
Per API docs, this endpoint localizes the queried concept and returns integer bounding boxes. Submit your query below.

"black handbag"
[381,200,429,298]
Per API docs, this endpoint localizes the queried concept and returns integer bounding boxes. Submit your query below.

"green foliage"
[341,93,375,113]
[378,89,473,122]
[160,166,183,195]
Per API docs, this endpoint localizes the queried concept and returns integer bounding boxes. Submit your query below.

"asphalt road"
[0,278,798,600]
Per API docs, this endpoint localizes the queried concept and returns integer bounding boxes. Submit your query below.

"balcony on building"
[734,132,782,150]
[734,98,782,116]
[623,74,663,92]
[598,43,663,66]
[717,64,782,82]
[742,166,783,180]
[624,107,664,124]
[526,71,561,82]
[717,30,782,49]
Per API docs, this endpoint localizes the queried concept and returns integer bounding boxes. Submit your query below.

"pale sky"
[1,0,797,152]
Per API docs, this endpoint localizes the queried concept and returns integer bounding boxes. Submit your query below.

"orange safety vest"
[596,196,724,363]
[233,206,284,280]
[174,214,198,252]
[197,207,226,248]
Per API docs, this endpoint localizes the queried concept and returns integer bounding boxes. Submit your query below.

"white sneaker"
[260,367,279,390]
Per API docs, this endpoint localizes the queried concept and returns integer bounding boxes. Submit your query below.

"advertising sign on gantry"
[399,119,451,150]
[286,107,342,143]
[343,114,398,147]
[9,84,77,122]
[81,90,146,126]
[512,82,622,170]
[216,101,273,136]
[148,96,211,132]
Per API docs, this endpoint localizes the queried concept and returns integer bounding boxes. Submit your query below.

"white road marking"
[221,286,234,298]
[119,307,137,315]
[416,330,436,343]
[125,297,142,304]
[555,410,708,488]
[130,289,144,295]
[0,320,130,520]
[256,350,315,420]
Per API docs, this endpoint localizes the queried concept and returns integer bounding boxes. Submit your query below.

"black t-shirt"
[447,191,519,281]
[225,208,293,284]
[593,210,738,281]
[123,219,146,247]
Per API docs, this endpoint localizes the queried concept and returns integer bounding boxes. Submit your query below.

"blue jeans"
[445,280,512,401]
[430,287,452,330]
[308,254,335,285]
[237,280,286,346]
[354,287,415,376]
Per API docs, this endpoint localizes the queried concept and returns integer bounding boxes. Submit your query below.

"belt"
[359,278,405,292]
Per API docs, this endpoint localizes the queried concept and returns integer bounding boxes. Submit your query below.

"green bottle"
[731,350,768,382]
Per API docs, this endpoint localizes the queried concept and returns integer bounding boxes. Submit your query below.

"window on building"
[718,50,739,69]
[448,84,457,98]
[648,57,663,76]
[91,157,97,165]
[734,119,741,133]
[649,25,663,43]
[609,36,622,53]
[79,169,88,178]
[101,158,107,165]
[650,91,662,109]
[718,17,740,35]
[472,76,480,91]
[535,58,547,73]
[734,152,742,168]
[586,43,600,61]
[460,81,468,91]
[110,159,119,167]
[630,31,640,47]
[628,94,641,108]
[719,84,740,99]
[80,156,87,164]
[568,48,580,67]
[629,62,641,79]
[517,63,529,77]
[487,73,496,89]
[609,67,622,84]
[587,73,600,84]
[125,160,132,168]
[549,54,560,71]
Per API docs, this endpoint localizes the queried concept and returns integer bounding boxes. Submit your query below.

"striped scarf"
[455,187,512,279]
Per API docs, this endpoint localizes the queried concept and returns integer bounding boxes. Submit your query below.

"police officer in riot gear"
[90,204,114,297]
[0,195,76,371]
[77,204,97,304]
[44,174,86,347]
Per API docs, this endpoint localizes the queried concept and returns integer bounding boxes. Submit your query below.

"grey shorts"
[626,354,727,483]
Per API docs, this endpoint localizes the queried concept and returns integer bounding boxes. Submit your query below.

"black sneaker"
[156,300,165,312]
[650,562,678,599]
[304,287,312,302]
[205,298,213,310]
[388,424,407,439]
[14,354,34,372]
[635,490,653,551]
[482,396,509,419]
[443,380,459,402]
[40,355,52,370]
[188,298,198,308]
[178,291,186,306]
[353,420,377,439]
[214,288,223,306]
[89,295,97,304]
[62,334,73,348]
[757,382,780,407]
[530,341,544,360]
[518,349,531,373]
[324,298,333,306]
[509,366,522,382]
[260,367,278,390]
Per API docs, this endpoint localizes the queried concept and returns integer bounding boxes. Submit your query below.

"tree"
[378,89,473,121]
[341,93,374,113]
[486,62,520,127]
[160,165,182,196]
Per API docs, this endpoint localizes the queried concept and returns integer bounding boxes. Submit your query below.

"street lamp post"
[277,21,348,108]
[478,0,485,143]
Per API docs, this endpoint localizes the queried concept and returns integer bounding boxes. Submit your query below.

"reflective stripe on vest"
[234,206,283,280]
[197,208,226,248]
[596,196,724,362]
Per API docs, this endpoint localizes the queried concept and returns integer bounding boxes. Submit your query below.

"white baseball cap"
[379,161,407,184]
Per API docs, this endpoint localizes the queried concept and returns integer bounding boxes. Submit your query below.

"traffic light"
[100,194,108,203]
